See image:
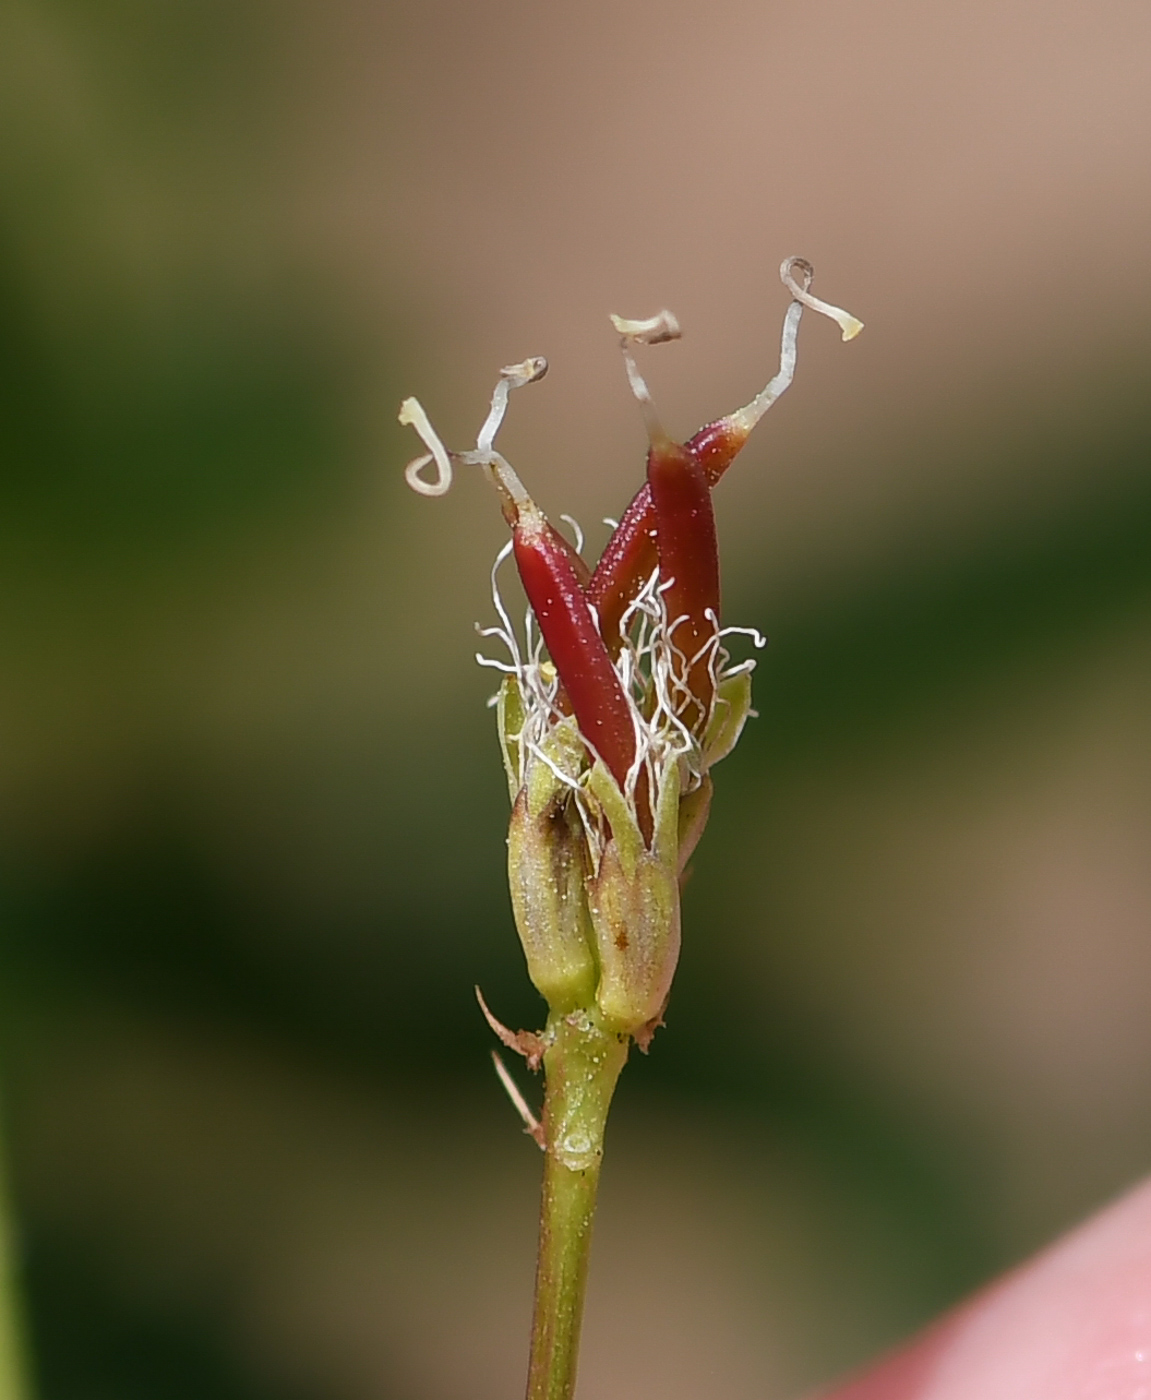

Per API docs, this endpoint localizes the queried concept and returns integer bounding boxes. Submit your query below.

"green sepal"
[702,670,753,770]
[507,783,598,1013]
[586,760,643,881]
[526,715,586,819]
[675,774,713,877]
[587,756,683,1035]
[496,675,525,802]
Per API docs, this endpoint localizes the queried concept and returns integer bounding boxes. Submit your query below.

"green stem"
[0,1130,31,1400]
[525,1009,629,1400]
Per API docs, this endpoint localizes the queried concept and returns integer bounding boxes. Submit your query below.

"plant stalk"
[525,1009,629,1400]
[0,1127,31,1400]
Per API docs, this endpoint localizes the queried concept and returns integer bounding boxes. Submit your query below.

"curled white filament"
[400,357,547,499]
[399,397,454,497]
[781,256,864,341]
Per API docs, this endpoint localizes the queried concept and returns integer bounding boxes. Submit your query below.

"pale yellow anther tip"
[609,310,682,345]
[780,257,863,344]
[499,357,549,387]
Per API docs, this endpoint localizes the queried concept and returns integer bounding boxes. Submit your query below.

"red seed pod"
[545,520,592,590]
[586,415,750,656]
[585,488,658,655]
[511,502,636,790]
[684,416,752,487]
[645,436,720,726]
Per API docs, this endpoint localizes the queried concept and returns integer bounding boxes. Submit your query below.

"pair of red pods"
[403,259,861,813]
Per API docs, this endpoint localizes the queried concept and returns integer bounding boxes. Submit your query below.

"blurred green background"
[1,1,1150,1397]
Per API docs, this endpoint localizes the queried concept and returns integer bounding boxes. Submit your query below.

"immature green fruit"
[501,681,598,1012]
[586,756,682,1035]
[588,841,680,1033]
[507,789,597,1012]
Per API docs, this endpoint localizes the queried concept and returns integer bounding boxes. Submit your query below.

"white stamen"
[559,514,585,556]
[486,541,522,673]
[522,738,583,792]
[610,310,681,441]
[727,300,804,436]
[609,310,682,345]
[399,397,454,496]
[401,359,546,502]
[781,256,864,342]
[479,527,766,843]
[477,357,548,455]
[725,259,862,437]
[718,622,767,649]
[621,347,654,410]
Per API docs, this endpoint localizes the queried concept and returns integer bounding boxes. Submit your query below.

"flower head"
[401,258,862,1039]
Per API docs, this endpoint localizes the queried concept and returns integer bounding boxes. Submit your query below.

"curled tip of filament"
[477,356,549,458]
[780,256,815,297]
[609,310,682,345]
[399,396,454,496]
[499,356,549,388]
[780,256,864,341]
[610,311,679,442]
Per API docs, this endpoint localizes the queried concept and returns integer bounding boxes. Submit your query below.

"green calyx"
[496,669,756,1038]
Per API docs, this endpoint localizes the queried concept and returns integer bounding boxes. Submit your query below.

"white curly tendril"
[478,540,765,846]
[400,356,548,500]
